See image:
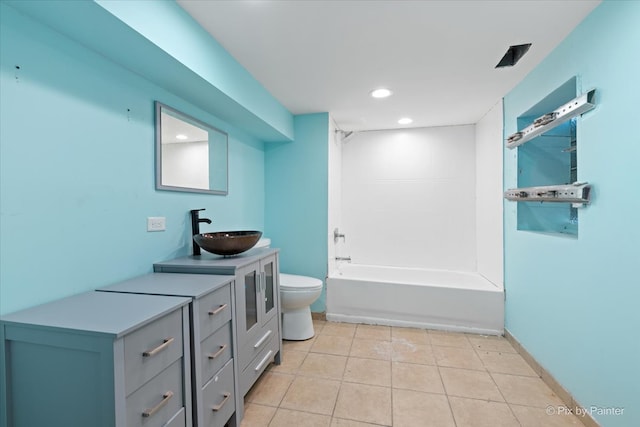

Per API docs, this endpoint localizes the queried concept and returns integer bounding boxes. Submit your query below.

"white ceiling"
[177,0,600,132]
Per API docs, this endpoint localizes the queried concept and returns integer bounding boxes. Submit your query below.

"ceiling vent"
[495,43,532,68]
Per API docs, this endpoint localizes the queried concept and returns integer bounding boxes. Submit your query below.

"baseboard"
[504,329,600,427]
[311,311,326,321]
[326,313,502,336]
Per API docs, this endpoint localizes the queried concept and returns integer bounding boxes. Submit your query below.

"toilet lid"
[280,273,323,291]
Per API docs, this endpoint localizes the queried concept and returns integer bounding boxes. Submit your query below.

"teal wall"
[265,114,329,312]
[95,0,293,141]
[0,3,284,315]
[5,0,294,141]
[503,2,640,426]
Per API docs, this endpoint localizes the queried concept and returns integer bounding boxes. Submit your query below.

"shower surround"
[328,123,504,333]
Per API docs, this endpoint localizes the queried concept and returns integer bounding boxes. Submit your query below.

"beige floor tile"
[311,335,353,356]
[467,335,517,353]
[240,403,277,427]
[478,350,537,376]
[320,322,357,338]
[334,382,392,425]
[439,367,504,401]
[391,327,430,345]
[269,408,331,427]
[392,362,444,394]
[391,341,435,365]
[510,404,586,427]
[392,389,455,427]
[280,376,341,415]
[245,372,295,406]
[330,418,385,427]
[245,323,589,427]
[298,353,347,380]
[429,330,472,348]
[283,336,316,352]
[433,345,485,370]
[354,324,391,341]
[449,396,520,427]
[343,357,391,386]
[349,338,392,360]
[313,319,327,333]
[268,349,307,374]
[492,373,565,408]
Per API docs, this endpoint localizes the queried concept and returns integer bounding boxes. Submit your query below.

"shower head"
[336,130,355,142]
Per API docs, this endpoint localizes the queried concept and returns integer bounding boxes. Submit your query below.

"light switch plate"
[147,217,166,232]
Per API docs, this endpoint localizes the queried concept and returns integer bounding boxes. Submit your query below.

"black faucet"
[190,208,212,256]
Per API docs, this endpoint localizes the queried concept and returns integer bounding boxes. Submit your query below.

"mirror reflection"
[155,102,228,195]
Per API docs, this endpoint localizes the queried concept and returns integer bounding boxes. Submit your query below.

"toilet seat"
[280,274,323,291]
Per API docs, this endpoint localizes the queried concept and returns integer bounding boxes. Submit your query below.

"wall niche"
[505,76,595,237]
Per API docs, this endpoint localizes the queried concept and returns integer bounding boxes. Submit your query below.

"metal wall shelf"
[504,182,591,207]
[506,89,596,149]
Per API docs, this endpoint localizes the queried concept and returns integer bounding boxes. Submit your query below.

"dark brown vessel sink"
[194,231,262,256]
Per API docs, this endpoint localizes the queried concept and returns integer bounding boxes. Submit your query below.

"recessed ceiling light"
[398,117,413,125]
[370,88,392,99]
[176,134,188,140]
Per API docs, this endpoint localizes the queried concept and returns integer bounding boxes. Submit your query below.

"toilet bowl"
[254,238,322,340]
[280,273,323,340]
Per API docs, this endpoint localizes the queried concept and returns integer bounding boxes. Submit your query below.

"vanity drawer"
[202,359,236,427]
[198,284,232,340]
[240,335,279,396]
[201,321,233,384]
[126,358,184,427]
[124,308,184,395]
[239,315,279,371]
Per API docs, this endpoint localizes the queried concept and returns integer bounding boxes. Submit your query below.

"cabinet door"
[235,263,261,347]
[260,254,279,325]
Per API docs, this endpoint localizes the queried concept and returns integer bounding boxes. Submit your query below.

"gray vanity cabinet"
[0,291,192,427]
[233,253,281,395]
[154,248,282,400]
[97,273,238,427]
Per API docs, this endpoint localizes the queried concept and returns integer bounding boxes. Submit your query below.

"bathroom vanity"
[153,247,282,399]
[0,249,281,427]
[0,292,192,427]
[97,273,239,427]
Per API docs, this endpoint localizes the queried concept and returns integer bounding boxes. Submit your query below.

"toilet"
[255,238,323,340]
[279,273,323,340]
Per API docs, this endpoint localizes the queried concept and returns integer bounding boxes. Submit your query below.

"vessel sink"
[194,231,263,256]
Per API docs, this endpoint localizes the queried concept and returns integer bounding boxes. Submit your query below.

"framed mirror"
[155,102,228,195]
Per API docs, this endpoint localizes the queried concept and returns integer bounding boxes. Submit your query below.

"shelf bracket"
[504,182,592,206]
[506,89,596,149]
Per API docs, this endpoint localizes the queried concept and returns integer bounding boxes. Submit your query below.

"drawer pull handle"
[208,304,228,316]
[143,337,174,357]
[253,330,272,349]
[207,344,228,360]
[254,350,274,372]
[142,390,173,418]
[211,392,231,412]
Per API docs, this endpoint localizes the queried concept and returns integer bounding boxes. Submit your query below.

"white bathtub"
[326,264,504,335]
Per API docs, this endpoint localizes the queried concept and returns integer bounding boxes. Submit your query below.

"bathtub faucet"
[335,256,351,262]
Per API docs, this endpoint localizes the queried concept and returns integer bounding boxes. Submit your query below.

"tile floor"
[241,321,586,427]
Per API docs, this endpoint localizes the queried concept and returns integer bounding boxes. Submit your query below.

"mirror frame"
[155,101,229,195]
